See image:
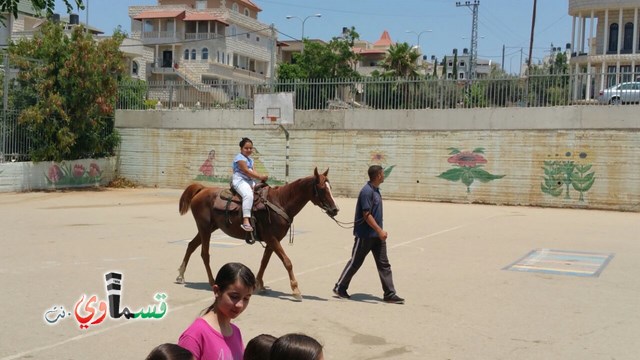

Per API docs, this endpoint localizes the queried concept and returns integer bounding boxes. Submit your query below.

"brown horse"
[177,168,339,299]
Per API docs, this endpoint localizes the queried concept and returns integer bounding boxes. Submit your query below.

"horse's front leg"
[176,235,201,284]
[255,246,274,293]
[270,240,302,301]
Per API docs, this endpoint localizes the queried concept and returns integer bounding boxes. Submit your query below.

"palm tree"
[381,42,420,78]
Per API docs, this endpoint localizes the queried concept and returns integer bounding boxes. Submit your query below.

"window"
[143,20,153,32]
[256,36,260,42]
[132,61,139,76]
[460,61,465,67]
[195,0,206,10]
[623,22,633,52]
[217,51,221,63]
[609,23,619,52]
[230,25,237,36]
[191,49,196,60]
[246,33,251,39]
[244,9,250,16]
[184,49,189,60]
[202,48,209,60]
[448,61,453,67]
[232,3,239,12]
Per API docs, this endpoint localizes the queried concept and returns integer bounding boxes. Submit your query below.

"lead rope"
[328,214,367,229]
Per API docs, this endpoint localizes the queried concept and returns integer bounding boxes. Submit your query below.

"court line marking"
[3,213,500,359]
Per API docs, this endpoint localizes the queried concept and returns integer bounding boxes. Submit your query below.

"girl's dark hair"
[203,262,256,315]
[145,343,193,360]
[239,137,253,148]
[270,333,323,360]
[244,334,277,360]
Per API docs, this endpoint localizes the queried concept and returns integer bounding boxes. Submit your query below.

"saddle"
[213,183,269,213]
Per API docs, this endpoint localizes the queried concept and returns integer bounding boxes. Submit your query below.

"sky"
[54,0,572,73]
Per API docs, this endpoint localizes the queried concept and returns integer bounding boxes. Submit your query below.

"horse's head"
[311,167,339,217]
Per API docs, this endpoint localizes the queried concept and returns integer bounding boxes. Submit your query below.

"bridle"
[313,177,338,216]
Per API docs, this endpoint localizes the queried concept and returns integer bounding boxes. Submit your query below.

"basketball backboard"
[254,92,294,125]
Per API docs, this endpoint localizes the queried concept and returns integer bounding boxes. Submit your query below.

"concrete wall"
[0,158,117,192]
[115,106,640,212]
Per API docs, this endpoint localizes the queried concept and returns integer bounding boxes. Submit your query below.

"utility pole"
[527,0,537,73]
[456,0,480,80]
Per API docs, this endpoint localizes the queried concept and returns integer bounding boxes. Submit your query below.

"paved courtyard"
[0,188,638,359]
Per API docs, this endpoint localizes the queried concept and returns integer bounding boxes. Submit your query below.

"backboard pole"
[278,124,290,183]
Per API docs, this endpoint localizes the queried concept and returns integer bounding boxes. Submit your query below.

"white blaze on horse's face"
[325,181,339,212]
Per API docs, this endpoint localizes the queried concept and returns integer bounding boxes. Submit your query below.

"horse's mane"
[270,175,315,204]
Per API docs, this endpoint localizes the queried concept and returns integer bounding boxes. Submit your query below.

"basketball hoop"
[268,116,278,124]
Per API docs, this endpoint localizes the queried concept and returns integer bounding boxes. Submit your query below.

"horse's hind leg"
[176,235,201,284]
[270,240,302,301]
[255,246,274,293]
[198,225,217,288]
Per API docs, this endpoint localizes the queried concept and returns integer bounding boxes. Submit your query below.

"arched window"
[202,48,209,60]
[132,61,139,76]
[232,3,239,12]
[244,9,250,17]
[623,22,633,52]
[609,23,619,52]
[184,49,189,60]
[191,49,196,60]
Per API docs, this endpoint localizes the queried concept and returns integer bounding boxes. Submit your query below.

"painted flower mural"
[45,162,103,186]
[369,150,395,178]
[437,147,505,193]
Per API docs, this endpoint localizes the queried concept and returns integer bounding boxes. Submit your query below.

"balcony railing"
[185,33,220,40]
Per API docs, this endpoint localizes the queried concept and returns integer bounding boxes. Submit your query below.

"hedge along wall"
[0,157,117,192]
[115,106,640,212]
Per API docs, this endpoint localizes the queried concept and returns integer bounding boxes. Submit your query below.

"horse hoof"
[175,276,185,284]
[292,293,303,301]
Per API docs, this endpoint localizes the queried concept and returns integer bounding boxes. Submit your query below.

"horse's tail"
[179,183,206,215]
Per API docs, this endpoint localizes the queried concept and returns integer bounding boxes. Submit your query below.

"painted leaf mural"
[541,151,595,201]
[437,147,505,193]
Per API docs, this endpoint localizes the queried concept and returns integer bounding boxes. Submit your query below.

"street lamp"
[406,30,432,51]
[285,13,322,53]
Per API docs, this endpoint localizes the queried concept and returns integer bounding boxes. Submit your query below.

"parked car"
[598,82,640,104]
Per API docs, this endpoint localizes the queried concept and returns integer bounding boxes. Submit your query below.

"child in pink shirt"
[179,263,256,360]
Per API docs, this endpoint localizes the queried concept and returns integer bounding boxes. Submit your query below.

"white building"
[569,0,640,98]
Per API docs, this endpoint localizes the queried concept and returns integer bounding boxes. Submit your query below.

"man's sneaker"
[332,285,351,299]
[383,294,405,304]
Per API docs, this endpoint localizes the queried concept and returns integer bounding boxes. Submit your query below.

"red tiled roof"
[133,10,185,20]
[184,12,229,24]
[241,0,262,11]
[374,30,393,47]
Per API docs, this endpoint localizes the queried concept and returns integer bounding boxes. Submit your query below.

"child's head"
[243,334,277,360]
[145,343,194,360]
[270,333,324,360]
[203,262,256,318]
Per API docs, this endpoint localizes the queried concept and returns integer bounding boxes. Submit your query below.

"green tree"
[452,51,458,80]
[1,0,83,22]
[380,42,420,77]
[277,27,360,80]
[442,56,448,78]
[276,27,360,109]
[9,21,125,161]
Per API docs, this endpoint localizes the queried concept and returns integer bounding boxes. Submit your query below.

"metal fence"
[0,109,33,162]
[2,71,637,161]
[116,72,630,111]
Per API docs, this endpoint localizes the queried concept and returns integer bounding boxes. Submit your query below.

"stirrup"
[244,217,257,245]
